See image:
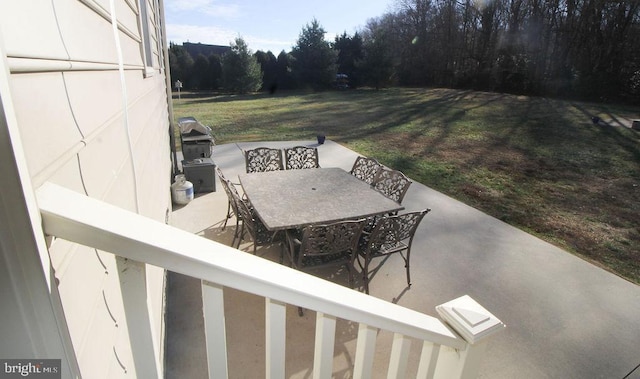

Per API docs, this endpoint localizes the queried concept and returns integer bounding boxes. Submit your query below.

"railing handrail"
[36,182,465,350]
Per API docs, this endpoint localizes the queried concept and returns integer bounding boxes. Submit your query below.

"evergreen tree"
[255,50,279,92]
[291,19,338,90]
[208,54,222,89]
[168,42,193,88]
[221,37,263,94]
[334,32,364,87]
[276,50,296,90]
[191,54,210,89]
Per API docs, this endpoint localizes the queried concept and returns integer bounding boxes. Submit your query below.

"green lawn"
[172,88,640,284]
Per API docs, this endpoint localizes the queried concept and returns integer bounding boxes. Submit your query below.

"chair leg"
[222,201,231,230]
[278,238,289,265]
[363,258,371,295]
[231,222,238,247]
[283,230,296,266]
[347,264,354,289]
[235,224,245,248]
[403,251,411,287]
[231,221,239,247]
[231,218,241,247]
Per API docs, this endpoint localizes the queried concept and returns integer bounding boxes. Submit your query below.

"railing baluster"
[313,312,337,378]
[387,333,411,378]
[265,298,286,379]
[202,281,228,379]
[116,258,160,378]
[353,323,377,378]
[416,341,440,379]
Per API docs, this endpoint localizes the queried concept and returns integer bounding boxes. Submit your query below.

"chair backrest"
[284,146,320,170]
[372,167,412,203]
[298,219,365,266]
[244,147,284,173]
[216,167,241,216]
[215,165,229,187]
[365,209,430,253]
[235,194,257,231]
[236,196,272,243]
[350,156,382,185]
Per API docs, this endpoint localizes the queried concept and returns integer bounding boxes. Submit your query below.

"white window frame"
[138,0,155,77]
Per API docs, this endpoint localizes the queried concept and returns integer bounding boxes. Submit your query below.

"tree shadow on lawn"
[178,90,309,105]
[328,88,505,144]
[334,90,640,283]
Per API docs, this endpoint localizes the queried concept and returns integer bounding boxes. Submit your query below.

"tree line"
[168,20,352,94]
[169,1,640,102]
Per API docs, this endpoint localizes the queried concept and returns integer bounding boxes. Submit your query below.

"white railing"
[36,183,504,379]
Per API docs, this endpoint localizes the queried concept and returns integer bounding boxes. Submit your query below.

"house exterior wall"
[0,0,172,377]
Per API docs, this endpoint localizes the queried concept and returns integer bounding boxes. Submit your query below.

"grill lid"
[178,117,214,143]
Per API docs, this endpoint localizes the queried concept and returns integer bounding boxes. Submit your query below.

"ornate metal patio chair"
[357,209,430,294]
[216,166,241,238]
[235,195,282,254]
[284,219,366,315]
[215,166,234,230]
[350,156,382,185]
[216,167,246,246]
[244,147,284,173]
[283,146,320,170]
[372,167,412,204]
[284,219,366,287]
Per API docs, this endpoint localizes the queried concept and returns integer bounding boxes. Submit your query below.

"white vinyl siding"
[0,0,170,377]
[8,73,83,180]
[116,0,141,38]
[56,1,120,64]
[0,0,68,61]
[63,71,125,137]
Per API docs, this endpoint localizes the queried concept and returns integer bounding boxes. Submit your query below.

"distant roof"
[182,42,231,57]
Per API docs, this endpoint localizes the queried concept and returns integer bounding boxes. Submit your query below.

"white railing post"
[433,295,505,379]
[116,257,161,379]
[353,323,377,378]
[313,312,337,378]
[387,333,411,378]
[416,341,441,379]
[266,298,286,379]
[202,281,228,379]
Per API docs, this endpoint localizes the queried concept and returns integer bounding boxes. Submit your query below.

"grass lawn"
[172,87,640,284]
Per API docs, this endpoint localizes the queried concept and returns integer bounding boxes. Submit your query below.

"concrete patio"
[166,140,640,378]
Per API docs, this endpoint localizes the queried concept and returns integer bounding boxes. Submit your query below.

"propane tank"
[171,174,193,205]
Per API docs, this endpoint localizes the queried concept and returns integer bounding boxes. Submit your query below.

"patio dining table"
[238,167,404,231]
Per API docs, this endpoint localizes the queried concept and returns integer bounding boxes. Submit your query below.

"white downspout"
[109,0,140,214]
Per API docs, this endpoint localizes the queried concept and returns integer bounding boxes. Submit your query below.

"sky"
[164,0,395,54]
